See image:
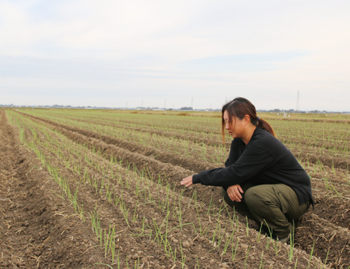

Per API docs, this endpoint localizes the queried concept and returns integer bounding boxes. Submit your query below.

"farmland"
[1,108,350,268]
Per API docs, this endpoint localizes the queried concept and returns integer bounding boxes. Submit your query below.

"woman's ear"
[243,115,250,125]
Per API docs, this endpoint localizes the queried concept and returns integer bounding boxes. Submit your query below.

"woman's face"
[223,110,245,139]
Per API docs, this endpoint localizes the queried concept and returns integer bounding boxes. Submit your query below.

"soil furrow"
[313,196,350,230]
[296,213,350,268]
[14,111,350,268]
[14,112,184,268]
[17,112,228,207]
[61,114,350,152]
[20,112,220,172]
[0,110,108,268]
[20,112,350,201]
[20,112,350,172]
[16,112,326,268]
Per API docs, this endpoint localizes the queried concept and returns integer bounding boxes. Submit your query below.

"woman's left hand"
[227,184,244,202]
[181,176,193,187]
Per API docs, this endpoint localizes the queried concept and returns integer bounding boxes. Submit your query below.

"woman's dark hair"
[221,97,276,142]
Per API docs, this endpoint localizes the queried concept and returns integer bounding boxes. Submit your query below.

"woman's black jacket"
[192,127,313,206]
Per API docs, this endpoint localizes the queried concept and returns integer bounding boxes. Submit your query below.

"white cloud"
[0,0,349,110]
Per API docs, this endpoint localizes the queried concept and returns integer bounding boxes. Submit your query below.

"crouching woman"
[181,97,314,242]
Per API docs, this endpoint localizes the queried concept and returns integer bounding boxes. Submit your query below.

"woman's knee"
[244,186,269,208]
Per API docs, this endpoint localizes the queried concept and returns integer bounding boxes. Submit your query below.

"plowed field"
[2,108,349,268]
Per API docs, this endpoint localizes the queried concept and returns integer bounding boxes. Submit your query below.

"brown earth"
[15,111,350,268]
[0,110,109,268]
[18,112,219,171]
[260,117,350,124]
[65,114,350,151]
[64,113,350,142]
[4,110,327,268]
[312,196,350,229]
[18,112,350,204]
[19,112,350,171]
[113,110,350,124]
[19,112,350,198]
[296,212,350,268]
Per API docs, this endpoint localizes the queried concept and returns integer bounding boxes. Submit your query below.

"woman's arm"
[192,145,274,188]
[181,176,244,202]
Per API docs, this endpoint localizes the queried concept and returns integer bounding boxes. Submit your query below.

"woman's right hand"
[180,175,193,187]
[227,184,244,202]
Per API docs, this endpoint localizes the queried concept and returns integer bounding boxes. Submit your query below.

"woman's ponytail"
[257,118,276,138]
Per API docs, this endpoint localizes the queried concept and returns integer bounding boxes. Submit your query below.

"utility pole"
[296,91,300,112]
[191,97,193,110]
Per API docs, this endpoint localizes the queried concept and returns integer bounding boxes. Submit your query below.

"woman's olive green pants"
[222,183,310,239]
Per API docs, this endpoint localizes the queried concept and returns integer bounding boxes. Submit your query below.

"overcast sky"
[1,0,349,111]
